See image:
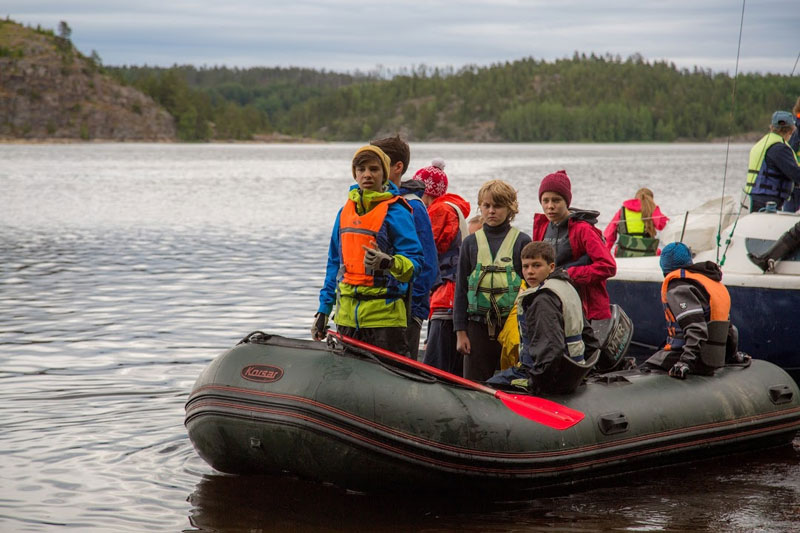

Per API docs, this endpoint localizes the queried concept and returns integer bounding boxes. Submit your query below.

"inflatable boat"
[184,331,800,493]
[607,197,800,374]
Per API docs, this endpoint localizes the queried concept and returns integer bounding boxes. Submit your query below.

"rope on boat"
[715,0,747,267]
[238,330,271,345]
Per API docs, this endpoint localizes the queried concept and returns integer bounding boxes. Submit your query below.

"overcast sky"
[5,1,799,75]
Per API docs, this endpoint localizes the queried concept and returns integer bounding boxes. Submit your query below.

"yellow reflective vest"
[745,132,789,195]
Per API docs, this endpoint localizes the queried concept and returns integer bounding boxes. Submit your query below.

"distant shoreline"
[0,135,761,144]
[0,133,325,144]
[0,138,758,146]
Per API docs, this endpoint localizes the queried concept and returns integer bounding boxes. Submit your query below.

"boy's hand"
[362,245,394,271]
[456,330,471,356]
[311,313,328,341]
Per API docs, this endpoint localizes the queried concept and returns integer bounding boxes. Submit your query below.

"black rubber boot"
[747,252,772,272]
[748,221,800,272]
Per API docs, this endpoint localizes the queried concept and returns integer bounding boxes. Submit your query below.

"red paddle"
[329,332,585,430]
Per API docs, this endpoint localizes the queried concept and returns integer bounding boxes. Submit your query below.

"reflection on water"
[187,446,800,532]
[1,143,797,532]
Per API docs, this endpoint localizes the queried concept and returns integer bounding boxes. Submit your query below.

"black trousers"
[422,319,463,376]
[336,326,410,357]
[462,320,501,382]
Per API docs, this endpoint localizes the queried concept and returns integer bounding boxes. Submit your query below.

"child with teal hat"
[646,242,746,379]
[659,241,693,275]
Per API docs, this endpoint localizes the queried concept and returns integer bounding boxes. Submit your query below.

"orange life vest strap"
[661,268,731,351]
[339,195,408,286]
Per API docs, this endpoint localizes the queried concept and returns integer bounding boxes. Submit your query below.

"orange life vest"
[339,195,408,287]
[661,269,730,351]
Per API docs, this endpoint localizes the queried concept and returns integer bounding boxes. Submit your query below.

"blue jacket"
[789,114,800,153]
[399,180,440,321]
[751,142,800,202]
[784,115,800,212]
[317,181,424,323]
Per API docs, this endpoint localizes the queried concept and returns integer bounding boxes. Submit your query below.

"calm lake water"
[1,143,797,532]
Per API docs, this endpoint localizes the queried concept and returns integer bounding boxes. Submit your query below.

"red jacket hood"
[622,198,642,211]
[431,193,470,218]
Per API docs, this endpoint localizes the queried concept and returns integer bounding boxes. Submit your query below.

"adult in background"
[748,220,800,273]
[604,187,669,257]
[532,170,616,320]
[411,159,471,375]
[744,111,800,213]
[780,97,800,212]
[791,97,800,154]
[370,136,439,359]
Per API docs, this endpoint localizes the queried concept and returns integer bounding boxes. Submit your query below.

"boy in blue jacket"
[312,145,424,355]
[371,135,439,359]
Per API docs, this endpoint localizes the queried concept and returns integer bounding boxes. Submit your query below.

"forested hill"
[107,65,370,141]
[111,56,799,142]
[3,18,798,143]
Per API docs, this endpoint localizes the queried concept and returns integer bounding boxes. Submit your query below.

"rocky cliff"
[0,20,176,141]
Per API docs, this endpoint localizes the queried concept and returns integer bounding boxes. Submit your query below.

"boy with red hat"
[532,170,616,321]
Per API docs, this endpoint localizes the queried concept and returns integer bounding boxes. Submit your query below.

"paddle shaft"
[329,332,584,428]
[331,331,499,395]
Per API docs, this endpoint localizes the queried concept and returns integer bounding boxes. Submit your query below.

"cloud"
[4,0,798,74]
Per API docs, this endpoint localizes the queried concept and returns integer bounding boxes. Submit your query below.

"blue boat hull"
[607,280,800,374]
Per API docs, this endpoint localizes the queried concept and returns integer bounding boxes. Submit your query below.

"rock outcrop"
[0,20,176,141]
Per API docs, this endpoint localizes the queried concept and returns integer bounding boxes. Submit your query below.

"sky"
[4,1,800,75]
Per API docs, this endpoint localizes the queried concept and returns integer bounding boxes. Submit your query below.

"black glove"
[669,361,690,379]
[730,352,752,365]
[362,245,394,271]
[311,313,328,341]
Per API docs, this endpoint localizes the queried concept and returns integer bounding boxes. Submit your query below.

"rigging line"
[716,0,747,266]
[792,50,800,77]
[597,210,739,227]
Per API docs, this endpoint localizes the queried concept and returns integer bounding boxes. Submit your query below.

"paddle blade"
[496,390,585,430]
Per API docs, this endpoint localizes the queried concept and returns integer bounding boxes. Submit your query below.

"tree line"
[108,53,800,142]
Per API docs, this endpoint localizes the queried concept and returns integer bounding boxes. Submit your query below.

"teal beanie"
[660,242,693,275]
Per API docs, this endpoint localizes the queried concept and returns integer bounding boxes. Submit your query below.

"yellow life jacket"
[745,132,789,195]
[619,207,645,235]
[497,280,527,370]
[466,228,522,336]
[616,207,659,257]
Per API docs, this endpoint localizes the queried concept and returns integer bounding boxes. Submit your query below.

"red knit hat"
[538,169,572,207]
[412,158,448,198]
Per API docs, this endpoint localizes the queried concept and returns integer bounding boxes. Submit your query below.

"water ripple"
[0,143,794,532]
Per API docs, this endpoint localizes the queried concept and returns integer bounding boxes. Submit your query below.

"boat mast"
[715,0,747,266]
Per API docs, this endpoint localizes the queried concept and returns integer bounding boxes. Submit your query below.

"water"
[1,143,797,532]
